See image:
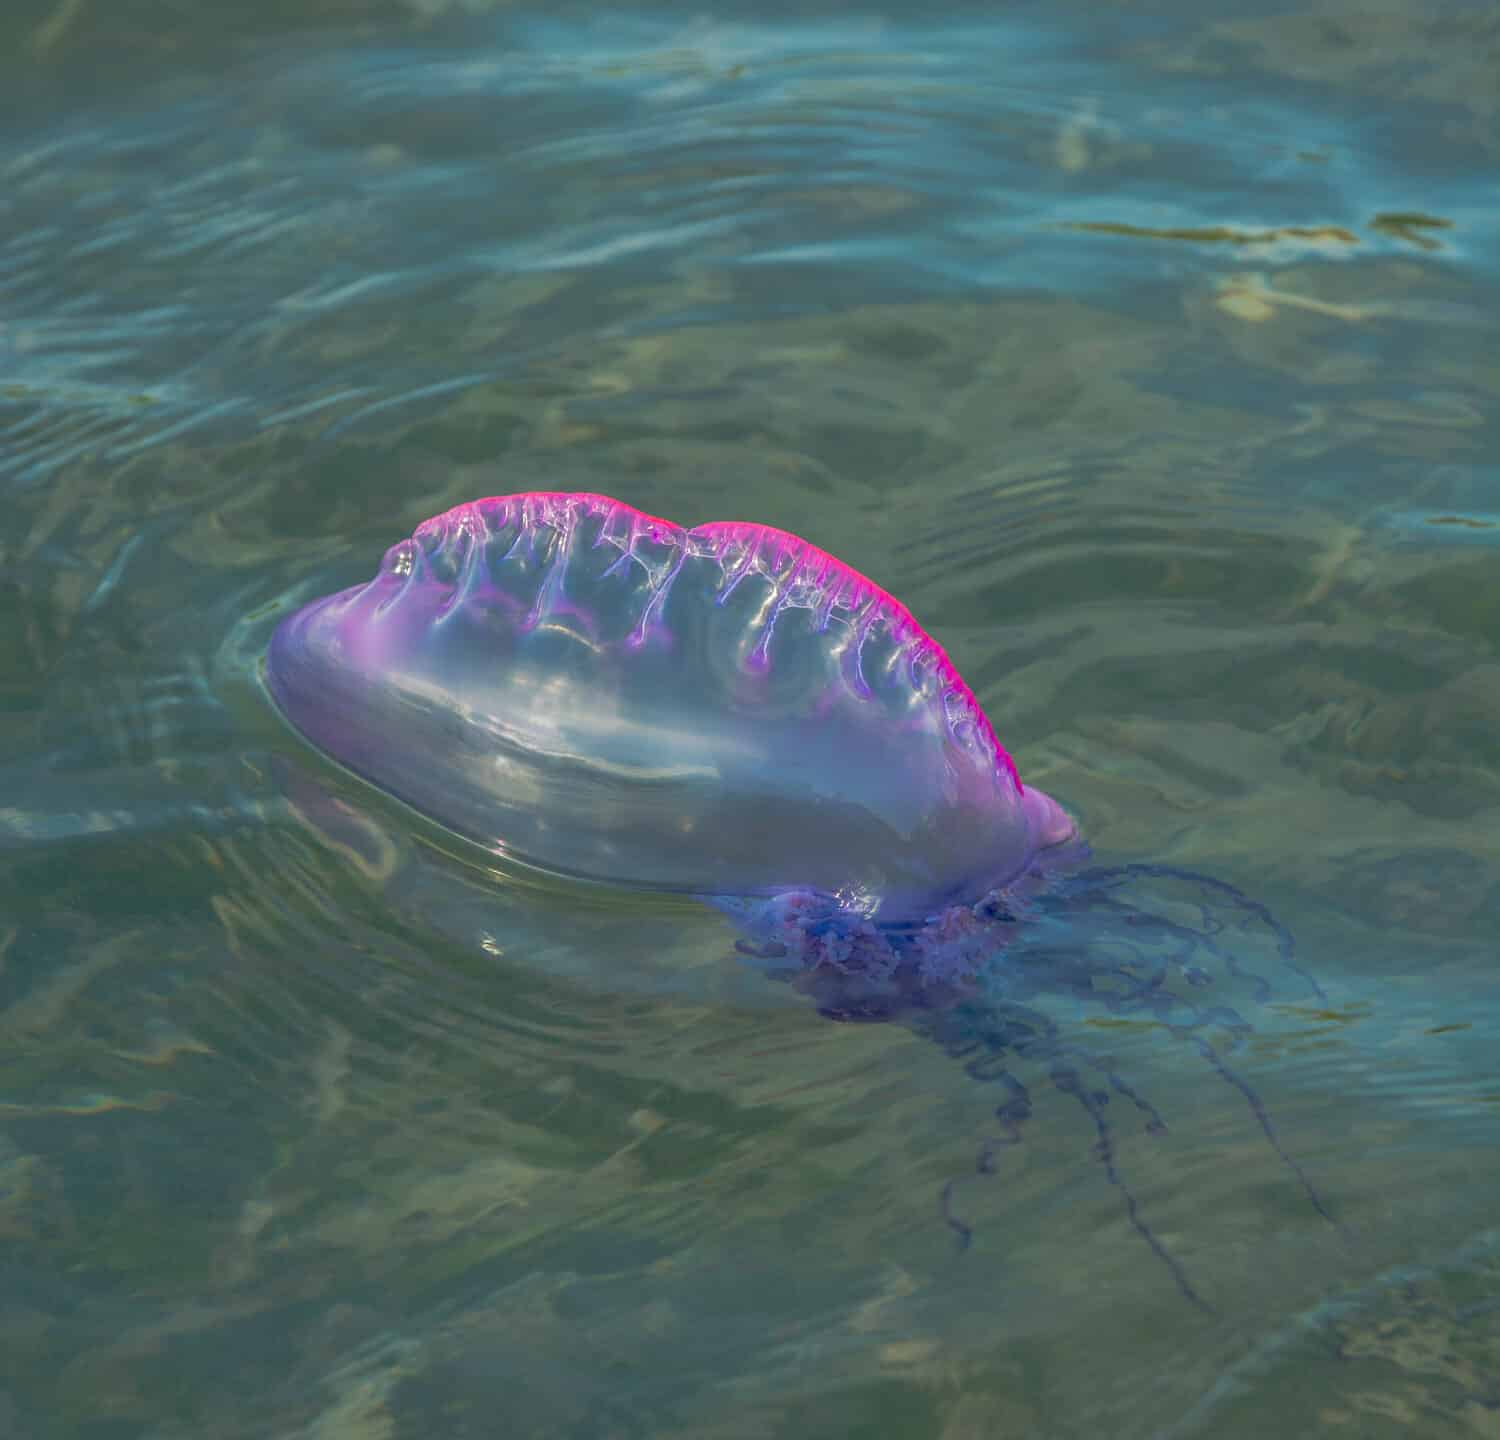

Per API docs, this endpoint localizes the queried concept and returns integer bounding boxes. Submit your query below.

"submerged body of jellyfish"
[265,491,1338,1311]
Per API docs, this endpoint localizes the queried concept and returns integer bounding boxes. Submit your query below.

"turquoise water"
[3,3,1499,1435]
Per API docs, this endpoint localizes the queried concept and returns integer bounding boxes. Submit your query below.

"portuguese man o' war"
[266,491,1340,1311]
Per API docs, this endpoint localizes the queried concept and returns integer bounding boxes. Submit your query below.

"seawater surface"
[2,2,1499,1436]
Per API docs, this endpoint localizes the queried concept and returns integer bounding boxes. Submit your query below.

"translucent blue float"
[267,491,1076,921]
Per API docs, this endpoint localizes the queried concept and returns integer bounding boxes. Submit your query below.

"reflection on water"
[1,1,1498,1436]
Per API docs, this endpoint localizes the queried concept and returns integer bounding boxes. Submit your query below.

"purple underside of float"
[265,491,1073,921]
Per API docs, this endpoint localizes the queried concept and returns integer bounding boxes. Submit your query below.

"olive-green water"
[2,2,1498,1436]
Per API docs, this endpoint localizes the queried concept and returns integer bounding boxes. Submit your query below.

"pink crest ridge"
[454,490,1024,795]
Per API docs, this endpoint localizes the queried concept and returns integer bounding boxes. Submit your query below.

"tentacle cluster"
[718,862,1344,1312]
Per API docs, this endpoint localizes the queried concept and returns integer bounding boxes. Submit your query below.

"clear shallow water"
[3,2,1499,1436]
